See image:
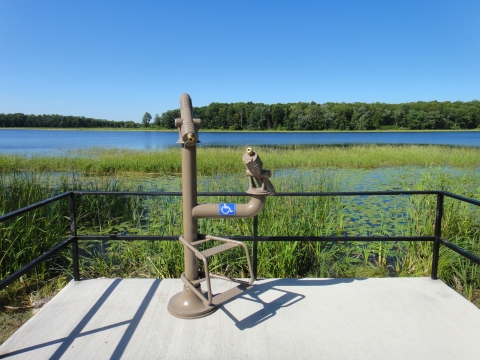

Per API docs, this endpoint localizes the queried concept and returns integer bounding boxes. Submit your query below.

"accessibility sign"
[219,203,236,216]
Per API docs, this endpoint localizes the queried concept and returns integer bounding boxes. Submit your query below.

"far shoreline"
[1,127,480,133]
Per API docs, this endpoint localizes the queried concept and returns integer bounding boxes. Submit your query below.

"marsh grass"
[0,173,70,301]
[1,145,480,175]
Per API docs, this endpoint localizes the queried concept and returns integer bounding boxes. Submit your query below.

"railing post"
[253,215,258,280]
[68,192,79,281]
[432,193,444,280]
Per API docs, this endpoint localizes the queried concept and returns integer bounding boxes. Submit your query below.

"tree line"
[2,100,480,130]
[0,113,137,128]
[156,100,480,131]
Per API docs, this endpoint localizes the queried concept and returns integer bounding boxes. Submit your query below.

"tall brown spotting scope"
[167,94,274,319]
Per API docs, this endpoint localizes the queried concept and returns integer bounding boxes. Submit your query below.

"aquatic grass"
[0,173,70,277]
[1,145,480,176]
[0,173,72,311]
[0,173,159,306]
[77,240,185,279]
[394,169,480,301]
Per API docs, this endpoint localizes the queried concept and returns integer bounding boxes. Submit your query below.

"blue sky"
[1,1,479,122]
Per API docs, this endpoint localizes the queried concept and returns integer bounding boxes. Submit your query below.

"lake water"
[0,129,479,155]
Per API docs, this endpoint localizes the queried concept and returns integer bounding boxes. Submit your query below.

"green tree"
[142,112,152,127]
[271,104,285,129]
[158,110,179,129]
[154,114,161,126]
[352,106,372,130]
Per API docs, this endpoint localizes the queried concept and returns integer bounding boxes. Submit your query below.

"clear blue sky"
[1,0,479,122]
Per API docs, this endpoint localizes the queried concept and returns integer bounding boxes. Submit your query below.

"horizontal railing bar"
[275,191,439,197]
[229,236,435,242]
[0,192,71,223]
[75,235,435,242]
[72,190,440,197]
[73,191,183,196]
[255,235,436,242]
[0,236,75,291]
[3,190,477,227]
[437,238,480,266]
[441,191,480,207]
[76,235,178,241]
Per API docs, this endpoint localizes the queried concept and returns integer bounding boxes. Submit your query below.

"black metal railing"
[1,190,480,291]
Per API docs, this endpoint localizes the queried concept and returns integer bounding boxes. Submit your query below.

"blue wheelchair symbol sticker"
[219,203,236,216]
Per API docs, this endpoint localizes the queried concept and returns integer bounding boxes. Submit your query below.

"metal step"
[200,242,240,258]
[179,235,255,306]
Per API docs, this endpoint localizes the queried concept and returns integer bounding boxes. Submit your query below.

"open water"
[0,129,479,155]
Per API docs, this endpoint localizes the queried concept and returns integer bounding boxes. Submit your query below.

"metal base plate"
[167,287,217,319]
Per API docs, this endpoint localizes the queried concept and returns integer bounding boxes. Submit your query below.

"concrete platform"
[1,277,479,359]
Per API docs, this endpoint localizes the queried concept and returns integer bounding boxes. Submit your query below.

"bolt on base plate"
[167,286,217,319]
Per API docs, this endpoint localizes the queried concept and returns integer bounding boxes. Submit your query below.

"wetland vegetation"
[1,144,480,175]
[1,144,479,342]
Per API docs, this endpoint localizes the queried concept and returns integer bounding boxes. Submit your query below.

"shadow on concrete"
[109,279,161,359]
[0,279,161,360]
[217,278,361,330]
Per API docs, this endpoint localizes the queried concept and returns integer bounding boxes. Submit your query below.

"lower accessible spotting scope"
[243,147,276,196]
[192,147,275,219]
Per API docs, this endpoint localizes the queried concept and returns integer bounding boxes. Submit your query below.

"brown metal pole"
[168,94,217,318]
[179,93,199,284]
[182,144,199,281]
